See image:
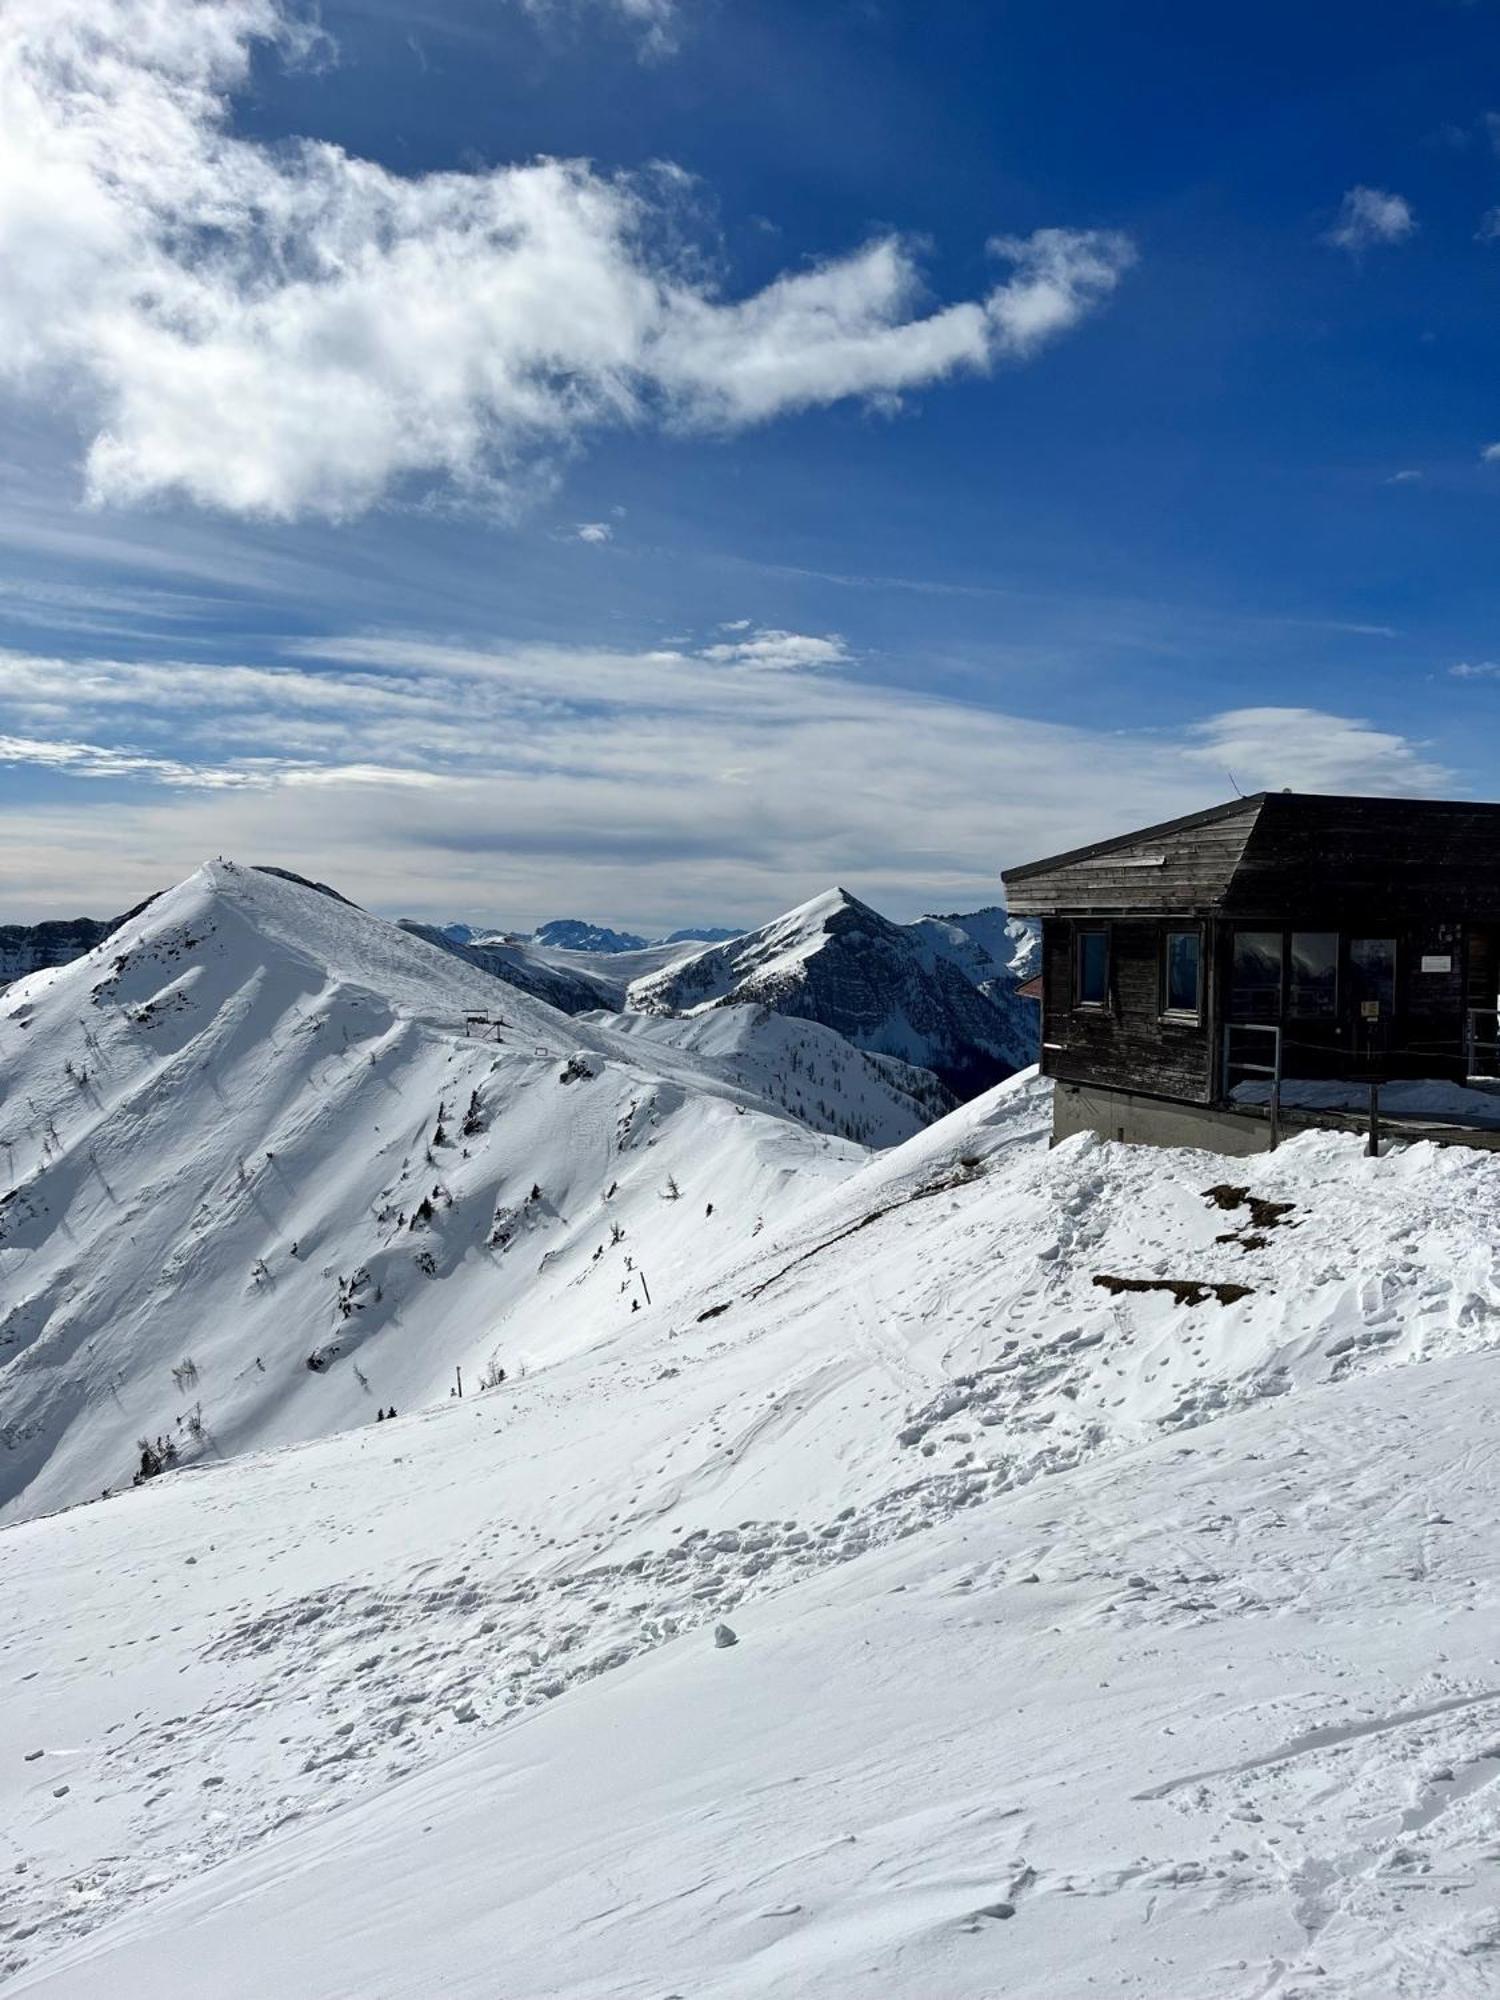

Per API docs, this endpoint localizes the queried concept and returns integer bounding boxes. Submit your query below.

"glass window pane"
[1076,930,1108,1005]
[1165,931,1201,1013]
[1350,937,1396,1014]
[1289,932,1338,1018]
[1231,931,1282,1021]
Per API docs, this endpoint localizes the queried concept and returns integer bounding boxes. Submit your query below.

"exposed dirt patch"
[1203,1183,1297,1231]
[1093,1273,1255,1308]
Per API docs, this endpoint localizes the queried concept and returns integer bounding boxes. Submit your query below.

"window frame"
[1074,925,1110,1011]
[1229,927,1285,1023]
[1287,930,1340,1022]
[1160,925,1204,1023]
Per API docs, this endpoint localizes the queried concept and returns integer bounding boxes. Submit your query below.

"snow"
[1234,1075,1500,1128]
[628,887,1034,1092]
[0,863,882,1524]
[7,863,1500,1997]
[593,1002,954,1142]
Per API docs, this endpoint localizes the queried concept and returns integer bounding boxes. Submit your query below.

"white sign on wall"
[1420,954,1452,973]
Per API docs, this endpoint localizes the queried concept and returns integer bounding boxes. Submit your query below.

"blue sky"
[2,0,1499,927]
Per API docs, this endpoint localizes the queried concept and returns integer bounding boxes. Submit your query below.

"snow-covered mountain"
[7,1065,1500,1998]
[596,1003,955,1141]
[630,887,1036,1097]
[0,912,134,991]
[660,923,742,945]
[908,902,1039,990]
[398,919,614,1015]
[532,917,649,953]
[0,863,927,1526]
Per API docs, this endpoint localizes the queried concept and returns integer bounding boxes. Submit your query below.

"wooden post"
[455,1364,463,1399]
[639,1271,651,1305]
[1367,1083,1380,1158]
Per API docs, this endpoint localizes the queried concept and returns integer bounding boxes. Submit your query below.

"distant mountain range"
[1,881,1038,1103]
[629,888,1037,1101]
[442,918,745,955]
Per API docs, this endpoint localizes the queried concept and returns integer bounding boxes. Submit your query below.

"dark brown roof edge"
[1001,793,1268,886]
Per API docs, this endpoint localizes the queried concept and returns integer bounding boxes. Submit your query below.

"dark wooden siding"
[1041,918,1215,1103]
[1228,796,1500,925]
[1008,794,1500,926]
[1007,800,1262,919]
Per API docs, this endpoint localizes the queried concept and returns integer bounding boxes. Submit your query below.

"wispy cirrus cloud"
[521,0,683,59]
[1325,186,1416,254]
[1184,707,1448,795]
[0,636,1456,924]
[0,0,1135,524]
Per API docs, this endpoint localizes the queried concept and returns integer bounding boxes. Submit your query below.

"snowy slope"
[528,934,729,1004]
[0,916,134,992]
[0,864,886,1524]
[906,902,1039,987]
[10,1354,1500,2000]
[630,887,1035,1096]
[399,918,614,1014]
[7,1074,1500,1995]
[594,1002,955,1143]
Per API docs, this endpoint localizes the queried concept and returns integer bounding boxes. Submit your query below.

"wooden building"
[1001,792,1500,1153]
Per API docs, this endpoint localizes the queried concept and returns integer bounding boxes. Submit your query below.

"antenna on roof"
[1226,768,1245,798]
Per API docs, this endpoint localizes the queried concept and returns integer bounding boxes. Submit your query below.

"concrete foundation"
[1051,1080,1273,1156]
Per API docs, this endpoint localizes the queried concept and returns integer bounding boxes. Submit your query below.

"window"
[1075,928,1109,1007]
[1349,937,1396,1015]
[1289,932,1338,1019]
[1231,930,1282,1021]
[1163,930,1202,1016]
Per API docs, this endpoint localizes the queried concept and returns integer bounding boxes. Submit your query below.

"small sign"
[1361,1000,1381,1020]
[1420,954,1452,973]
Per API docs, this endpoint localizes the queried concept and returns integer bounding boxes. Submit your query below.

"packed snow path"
[6,1350,1500,1998]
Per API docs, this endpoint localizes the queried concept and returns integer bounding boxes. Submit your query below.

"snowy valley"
[2,864,1500,1998]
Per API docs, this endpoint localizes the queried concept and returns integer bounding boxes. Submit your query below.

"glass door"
[1349,938,1396,1014]
[1349,938,1396,1063]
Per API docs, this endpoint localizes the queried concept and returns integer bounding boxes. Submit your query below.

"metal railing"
[1464,1008,1500,1080]
[1221,1021,1284,1150]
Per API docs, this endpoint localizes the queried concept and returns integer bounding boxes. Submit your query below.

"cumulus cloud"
[1325,186,1416,254]
[574,522,612,543]
[0,0,1135,522]
[700,629,849,671]
[0,636,1455,922]
[1483,444,1500,464]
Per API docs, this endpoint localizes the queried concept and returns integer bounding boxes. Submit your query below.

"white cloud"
[1325,186,1416,253]
[0,0,1135,522]
[0,639,1455,923]
[1385,468,1423,485]
[699,628,849,671]
[1482,443,1500,464]
[1479,207,1500,245]
[1449,661,1500,679]
[1184,708,1448,795]
[574,522,612,543]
